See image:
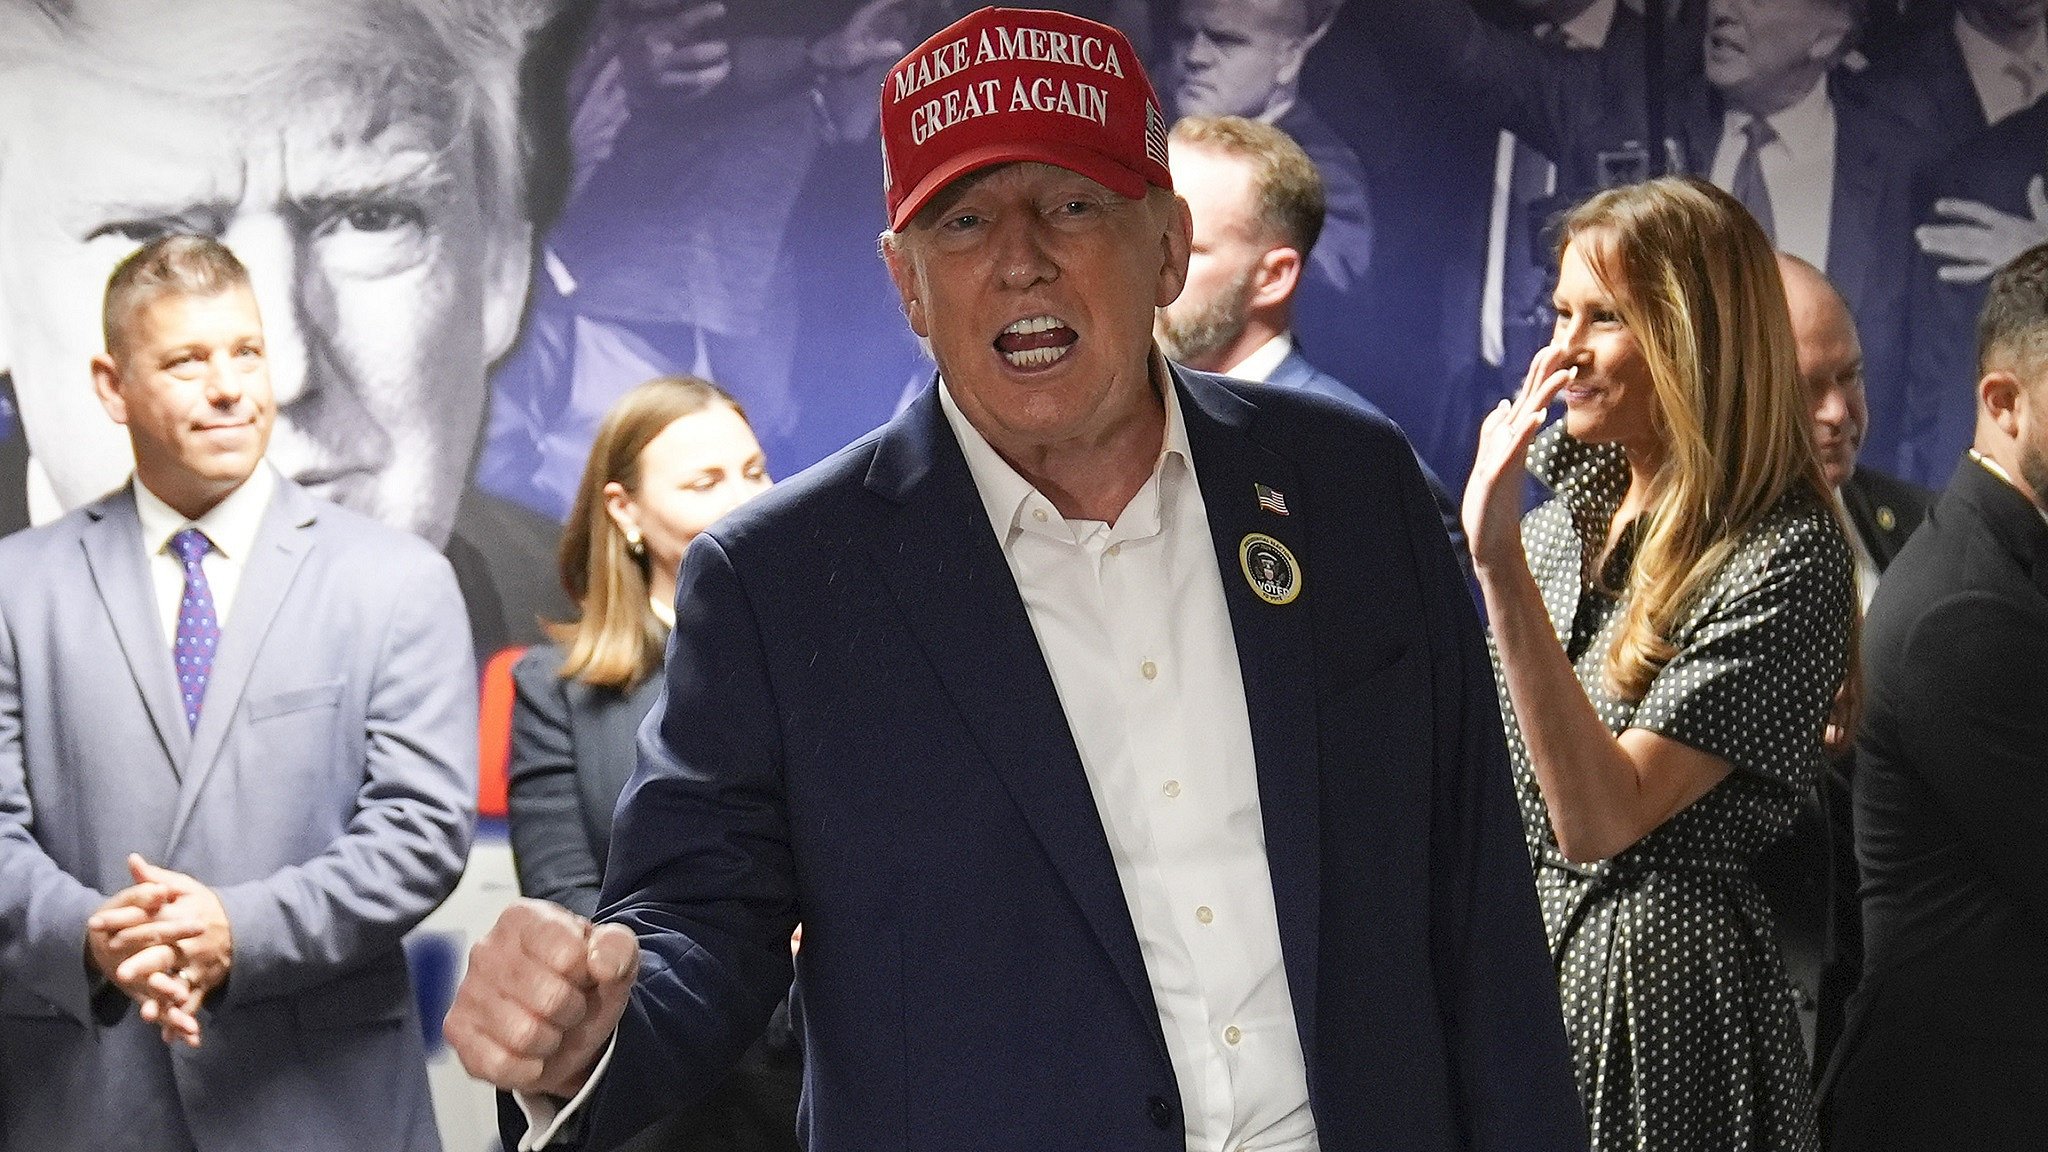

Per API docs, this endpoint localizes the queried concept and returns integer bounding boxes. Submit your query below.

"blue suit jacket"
[583,369,1582,1151]
[1262,346,1472,578]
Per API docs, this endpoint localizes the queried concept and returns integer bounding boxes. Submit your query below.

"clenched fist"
[444,899,640,1099]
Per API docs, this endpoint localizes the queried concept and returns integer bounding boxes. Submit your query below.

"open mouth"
[995,315,1077,369]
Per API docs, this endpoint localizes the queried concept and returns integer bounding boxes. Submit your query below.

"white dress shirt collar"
[1955,10,2048,125]
[938,363,1193,545]
[1223,332,1293,384]
[134,463,276,564]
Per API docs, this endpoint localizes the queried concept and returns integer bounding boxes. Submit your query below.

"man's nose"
[222,218,311,408]
[992,215,1058,289]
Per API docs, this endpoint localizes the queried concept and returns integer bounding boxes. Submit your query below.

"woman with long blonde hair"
[505,375,795,1151]
[1462,177,1856,1151]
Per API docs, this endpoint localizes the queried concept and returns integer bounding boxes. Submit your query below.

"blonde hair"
[1559,177,1834,701]
[551,375,749,691]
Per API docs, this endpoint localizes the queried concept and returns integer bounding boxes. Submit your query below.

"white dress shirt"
[1710,78,1836,271]
[133,465,276,642]
[941,378,1318,1152]
[1223,332,1293,384]
[1955,11,2048,126]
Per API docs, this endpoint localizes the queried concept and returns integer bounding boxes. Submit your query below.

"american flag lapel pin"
[1255,483,1289,516]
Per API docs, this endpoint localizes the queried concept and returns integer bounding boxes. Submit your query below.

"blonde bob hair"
[550,375,749,691]
[1558,176,1834,702]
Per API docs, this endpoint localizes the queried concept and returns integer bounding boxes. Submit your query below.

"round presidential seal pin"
[1239,533,1301,605]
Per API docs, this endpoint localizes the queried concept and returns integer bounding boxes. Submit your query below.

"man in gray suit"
[0,235,477,1149]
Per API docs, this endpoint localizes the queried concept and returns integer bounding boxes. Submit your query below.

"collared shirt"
[1223,332,1293,384]
[1710,78,1836,270]
[940,375,1317,1152]
[1955,10,2048,126]
[133,465,276,644]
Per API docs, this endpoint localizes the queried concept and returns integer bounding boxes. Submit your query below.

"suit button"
[1148,1095,1174,1129]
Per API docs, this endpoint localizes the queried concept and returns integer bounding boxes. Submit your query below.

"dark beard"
[1154,267,1255,368]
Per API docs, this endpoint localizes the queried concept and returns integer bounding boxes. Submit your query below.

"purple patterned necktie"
[170,528,219,731]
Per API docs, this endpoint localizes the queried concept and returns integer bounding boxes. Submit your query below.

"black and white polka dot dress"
[1493,425,1855,1152]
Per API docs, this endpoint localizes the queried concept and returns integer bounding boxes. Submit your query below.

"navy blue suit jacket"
[1263,346,1473,578]
[580,368,1582,1150]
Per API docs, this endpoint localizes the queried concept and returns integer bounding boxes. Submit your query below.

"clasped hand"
[85,853,233,1048]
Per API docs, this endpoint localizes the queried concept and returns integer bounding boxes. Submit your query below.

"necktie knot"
[171,527,211,568]
[1741,116,1778,151]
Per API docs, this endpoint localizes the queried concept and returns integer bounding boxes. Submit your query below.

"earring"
[624,527,645,558]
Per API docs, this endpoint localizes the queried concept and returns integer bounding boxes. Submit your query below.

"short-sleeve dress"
[1496,425,1856,1152]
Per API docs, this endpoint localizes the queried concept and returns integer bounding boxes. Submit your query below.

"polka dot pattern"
[170,527,220,731]
[1493,426,1856,1152]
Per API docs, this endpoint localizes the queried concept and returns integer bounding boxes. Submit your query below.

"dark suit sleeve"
[1887,590,2048,913]
[507,647,604,919]
[582,533,798,1148]
[1406,452,1587,1150]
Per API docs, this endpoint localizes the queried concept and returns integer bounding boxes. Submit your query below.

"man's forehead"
[4,69,465,218]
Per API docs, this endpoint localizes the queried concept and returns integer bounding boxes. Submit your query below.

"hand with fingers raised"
[1464,342,1577,572]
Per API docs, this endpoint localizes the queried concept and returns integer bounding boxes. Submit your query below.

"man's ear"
[882,236,930,338]
[1250,246,1302,312]
[90,353,129,426]
[1981,369,2024,439]
[482,219,536,366]
[1156,195,1194,308]
[1807,16,1849,64]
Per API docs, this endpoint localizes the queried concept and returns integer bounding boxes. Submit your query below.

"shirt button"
[1106,543,1120,557]
[1223,1025,1242,1045]
[1195,905,1213,925]
[1140,659,1158,680]
[1162,779,1181,798]
[1147,1095,1174,1129]
[1031,508,1048,523]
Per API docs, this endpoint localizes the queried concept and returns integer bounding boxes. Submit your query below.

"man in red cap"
[445,9,1582,1151]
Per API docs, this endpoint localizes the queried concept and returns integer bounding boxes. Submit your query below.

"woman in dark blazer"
[506,375,795,1151]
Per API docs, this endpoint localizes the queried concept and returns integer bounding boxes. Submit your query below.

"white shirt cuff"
[514,1032,617,1150]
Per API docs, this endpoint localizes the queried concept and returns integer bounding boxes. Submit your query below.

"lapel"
[79,489,191,772]
[166,478,316,851]
[863,383,1167,1056]
[1177,369,1323,1070]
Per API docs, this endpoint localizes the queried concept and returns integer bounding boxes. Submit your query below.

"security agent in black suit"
[1751,255,1931,1069]
[1819,242,2048,1150]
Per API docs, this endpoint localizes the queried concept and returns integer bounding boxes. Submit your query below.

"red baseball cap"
[880,6,1173,232]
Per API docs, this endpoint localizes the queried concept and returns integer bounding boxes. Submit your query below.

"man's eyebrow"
[289,145,455,204]
[81,204,231,242]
